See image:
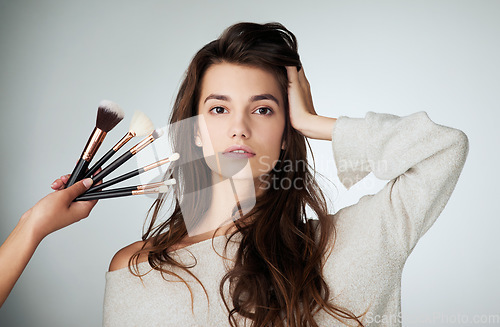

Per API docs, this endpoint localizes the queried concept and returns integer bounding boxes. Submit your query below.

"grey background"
[1,1,498,326]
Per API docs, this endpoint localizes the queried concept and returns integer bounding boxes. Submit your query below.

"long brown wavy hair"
[130,22,364,327]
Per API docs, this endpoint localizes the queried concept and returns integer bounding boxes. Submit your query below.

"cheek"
[263,119,285,149]
[254,125,285,171]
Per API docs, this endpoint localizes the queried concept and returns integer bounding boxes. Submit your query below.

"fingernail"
[51,182,57,188]
[82,178,93,189]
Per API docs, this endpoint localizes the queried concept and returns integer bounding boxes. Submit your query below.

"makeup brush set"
[65,100,179,201]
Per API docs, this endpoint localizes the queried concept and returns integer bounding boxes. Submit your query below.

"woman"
[101,22,468,326]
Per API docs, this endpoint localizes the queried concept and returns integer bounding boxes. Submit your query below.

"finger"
[286,66,299,84]
[51,179,63,190]
[52,174,70,190]
[59,174,71,190]
[61,178,94,202]
[298,67,310,88]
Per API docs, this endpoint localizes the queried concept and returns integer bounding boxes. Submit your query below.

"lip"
[222,144,256,158]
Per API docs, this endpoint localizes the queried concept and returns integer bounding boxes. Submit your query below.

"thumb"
[63,178,93,200]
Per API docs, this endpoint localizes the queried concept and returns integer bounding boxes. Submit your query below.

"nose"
[229,112,251,139]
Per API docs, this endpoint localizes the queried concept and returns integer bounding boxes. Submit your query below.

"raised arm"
[331,111,468,257]
[286,65,469,258]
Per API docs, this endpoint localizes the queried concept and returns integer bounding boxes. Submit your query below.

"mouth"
[222,151,255,159]
[222,145,256,159]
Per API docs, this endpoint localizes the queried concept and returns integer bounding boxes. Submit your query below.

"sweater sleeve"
[330,111,469,257]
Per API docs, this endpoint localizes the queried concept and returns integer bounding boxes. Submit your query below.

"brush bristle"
[152,128,164,139]
[129,111,154,137]
[169,153,180,162]
[163,178,176,186]
[96,100,125,132]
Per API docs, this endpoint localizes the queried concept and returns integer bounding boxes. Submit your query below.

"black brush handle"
[66,158,89,188]
[84,148,117,179]
[89,185,137,195]
[75,190,132,201]
[85,168,143,193]
[91,151,134,184]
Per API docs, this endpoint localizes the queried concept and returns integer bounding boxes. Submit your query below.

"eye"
[254,107,273,115]
[209,106,228,114]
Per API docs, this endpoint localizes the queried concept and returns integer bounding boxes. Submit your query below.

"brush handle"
[89,185,137,195]
[84,148,117,179]
[85,168,143,193]
[90,151,134,184]
[66,158,89,188]
[75,190,133,201]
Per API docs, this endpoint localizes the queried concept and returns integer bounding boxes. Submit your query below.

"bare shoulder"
[108,240,148,272]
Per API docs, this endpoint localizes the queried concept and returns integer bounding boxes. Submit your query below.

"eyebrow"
[204,94,230,103]
[250,94,280,106]
[204,93,280,106]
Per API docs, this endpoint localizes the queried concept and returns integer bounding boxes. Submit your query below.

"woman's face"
[196,62,286,182]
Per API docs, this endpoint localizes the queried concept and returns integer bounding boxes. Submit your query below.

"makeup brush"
[84,111,154,179]
[85,153,180,193]
[66,100,124,188]
[78,179,176,200]
[89,129,164,184]
[74,179,176,201]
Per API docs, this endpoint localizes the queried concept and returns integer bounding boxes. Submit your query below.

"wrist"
[293,113,316,134]
[18,213,46,245]
[296,115,337,140]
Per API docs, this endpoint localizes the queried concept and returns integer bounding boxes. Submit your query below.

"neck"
[186,172,261,238]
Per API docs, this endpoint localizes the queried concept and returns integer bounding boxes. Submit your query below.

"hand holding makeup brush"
[0,177,98,308]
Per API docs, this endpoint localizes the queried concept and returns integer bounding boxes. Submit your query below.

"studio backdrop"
[1,1,498,326]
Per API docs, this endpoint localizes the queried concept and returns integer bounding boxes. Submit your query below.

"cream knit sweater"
[103,111,469,326]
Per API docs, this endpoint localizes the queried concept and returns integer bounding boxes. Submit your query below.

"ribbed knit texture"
[103,111,469,326]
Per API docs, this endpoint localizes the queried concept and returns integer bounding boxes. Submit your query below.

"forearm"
[296,114,337,141]
[0,216,42,307]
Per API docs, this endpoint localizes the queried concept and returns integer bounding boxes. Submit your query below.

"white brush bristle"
[163,178,176,186]
[129,111,154,137]
[99,100,125,119]
[152,128,164,139]
[169,153,180,162]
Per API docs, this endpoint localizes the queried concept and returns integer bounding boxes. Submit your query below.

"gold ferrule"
[137,181,164,190]
[82,128,107,161]
[112,131,135,151]
[130,135,154,155]
[143,157,171,172]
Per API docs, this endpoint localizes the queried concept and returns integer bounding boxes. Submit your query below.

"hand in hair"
[0,174,99,308]
[286,66,337,141]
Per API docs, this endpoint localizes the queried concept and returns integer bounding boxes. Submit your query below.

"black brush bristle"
[96,100,125,132]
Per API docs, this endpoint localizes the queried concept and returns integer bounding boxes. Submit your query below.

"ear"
[194,135,202,147]
[193,124,202,147]
[281,139,286,151]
